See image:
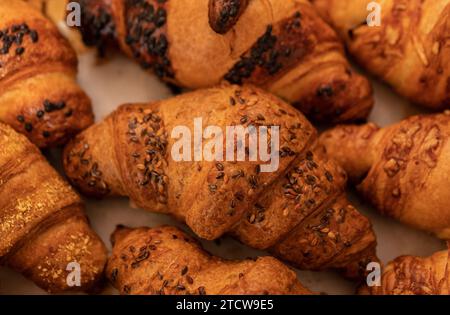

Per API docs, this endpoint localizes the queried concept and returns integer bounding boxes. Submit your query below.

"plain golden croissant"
[0,0,94,148]
[63,85,378,279]
[360,246,450,295]
[107,225,312,295]
[0,122,107,293]
[311,0,450,110]
[74,0,373,123]
[320,111,450,239]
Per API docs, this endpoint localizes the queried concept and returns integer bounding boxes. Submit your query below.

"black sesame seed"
[24,123,32,132]
[306,175,316,185]
[17,115,25,122]
[42,131,51,138]
[30,30,38,43]
[317,85,334,97]
[15,47,25,55]
[55,101,66,110]
[44,100,53,112]
[65,109,73,117]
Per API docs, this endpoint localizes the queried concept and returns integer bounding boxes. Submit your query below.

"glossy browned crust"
[0,122,107,293]
[107,225,312,295]
[312,0,450,110]
[320,111,450,239]
[74,0,373,123]
[63,85,378,280]
[0,0,94,148]
[360,247,450,295]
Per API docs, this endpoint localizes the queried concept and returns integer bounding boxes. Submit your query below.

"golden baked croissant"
[360,246,450,295]
[0,122,107,293]
[311,0,450,110]
[63,85,378,279]
[320,111,450,239]
[0,0,94,148]
[107,225,312,295]
[74,0,373,123]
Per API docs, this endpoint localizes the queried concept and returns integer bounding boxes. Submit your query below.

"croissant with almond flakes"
[360,247,450,295]
[0,0,94,148]
[311,0,450,110]
[320,112,450,239]
[74,0,373,123]
[63,85,378,280]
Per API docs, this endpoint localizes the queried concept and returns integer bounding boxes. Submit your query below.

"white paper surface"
[0,52,445,295]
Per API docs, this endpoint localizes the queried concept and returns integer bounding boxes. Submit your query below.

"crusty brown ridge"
[63,85,378,280]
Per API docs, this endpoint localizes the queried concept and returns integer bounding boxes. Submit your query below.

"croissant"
[74,0,373,123]
[311,0,450,110]
[63,85,378,280]
[319,111,450,239]
[107,225,312,295]
[360,247,450,295]
[0,0,94,148]
[0,122,107,293]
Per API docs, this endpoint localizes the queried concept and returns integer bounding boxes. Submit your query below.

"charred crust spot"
[316,85,334,97]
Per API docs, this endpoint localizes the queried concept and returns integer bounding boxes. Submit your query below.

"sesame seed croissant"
[0,122,107,293]
[63,85,378,280]
[0,0,94,148]
[319,111,450,239]
[359,245,450,295]
[74,0,373,123]
[107,225,312,295]
[311,0,450,110]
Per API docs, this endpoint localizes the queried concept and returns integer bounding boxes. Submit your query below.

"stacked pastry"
[62,85,379,281]
[74,0,374,123]
[0,0,449,296]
